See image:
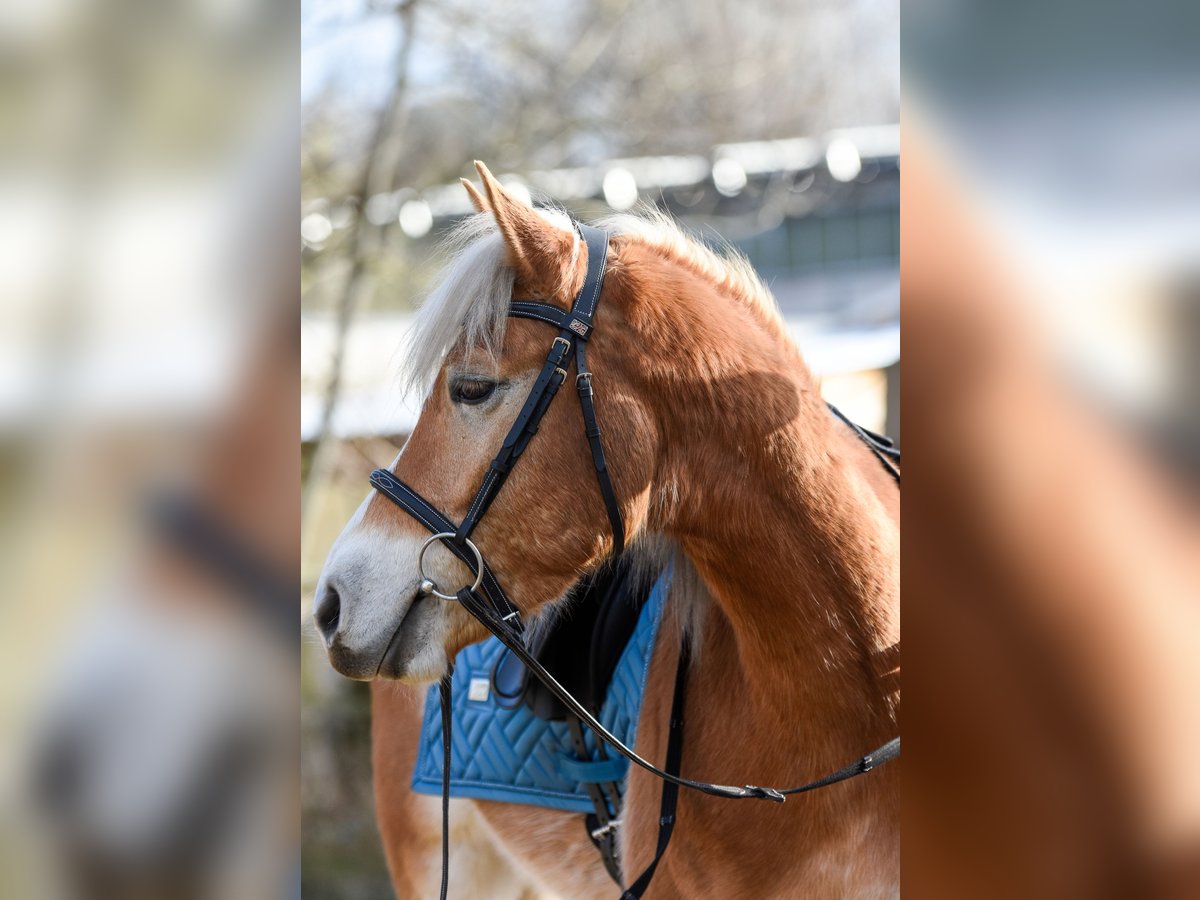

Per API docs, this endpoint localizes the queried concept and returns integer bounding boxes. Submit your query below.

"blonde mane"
[403,204,783,394]
[596,207,786,335]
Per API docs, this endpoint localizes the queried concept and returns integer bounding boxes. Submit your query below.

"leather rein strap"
[368,221,900,898]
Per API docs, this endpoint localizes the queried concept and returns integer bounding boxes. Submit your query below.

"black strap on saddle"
[368,220,900,900]
[827,401,900,482]
[620,640,690,899]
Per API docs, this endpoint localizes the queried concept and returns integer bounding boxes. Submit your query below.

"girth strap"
[621,640,690,899]
[566,714,624,886]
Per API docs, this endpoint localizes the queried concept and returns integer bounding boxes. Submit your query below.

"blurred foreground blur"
[903,2,1200,896]
[0,1,297,898]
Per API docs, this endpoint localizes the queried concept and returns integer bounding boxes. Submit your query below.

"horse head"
[314,163,659,682]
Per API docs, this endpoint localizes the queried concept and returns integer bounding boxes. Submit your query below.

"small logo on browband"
[569,319,589,337]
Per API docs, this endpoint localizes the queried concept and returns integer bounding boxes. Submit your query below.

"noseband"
[369,222,899,899]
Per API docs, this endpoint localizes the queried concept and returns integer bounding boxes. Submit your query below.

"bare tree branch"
[302,0,420,522]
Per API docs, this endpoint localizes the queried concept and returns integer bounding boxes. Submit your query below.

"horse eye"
[450,378,498,405]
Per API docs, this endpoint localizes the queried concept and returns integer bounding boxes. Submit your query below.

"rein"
[369,222,900,898]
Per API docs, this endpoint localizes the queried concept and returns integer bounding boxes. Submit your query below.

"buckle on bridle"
[576,371,593,392]
[551,336,571,360]
[590,818,621,841]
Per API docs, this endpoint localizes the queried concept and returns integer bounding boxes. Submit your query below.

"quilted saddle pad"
[411,570,670,813]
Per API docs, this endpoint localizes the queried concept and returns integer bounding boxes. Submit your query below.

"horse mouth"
[376,592,438,681]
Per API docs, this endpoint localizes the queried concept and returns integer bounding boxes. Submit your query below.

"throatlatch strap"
[576,340,625,555]
[622,642,690,899]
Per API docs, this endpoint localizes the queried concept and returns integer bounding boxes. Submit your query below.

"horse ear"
[473,160,576,299]
[460,177,490,214]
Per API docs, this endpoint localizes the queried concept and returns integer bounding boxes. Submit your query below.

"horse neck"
[632,265,900,744]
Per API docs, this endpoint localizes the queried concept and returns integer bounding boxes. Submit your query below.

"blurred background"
[904,0,1200,896]
[300,0,899,895]
[0,0,296,898]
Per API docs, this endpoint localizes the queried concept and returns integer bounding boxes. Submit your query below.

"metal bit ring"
[417,532,484,601]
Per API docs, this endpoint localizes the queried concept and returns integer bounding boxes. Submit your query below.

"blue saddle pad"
[411,571,670,813]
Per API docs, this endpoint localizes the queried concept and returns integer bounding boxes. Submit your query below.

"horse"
[314,162,900,898]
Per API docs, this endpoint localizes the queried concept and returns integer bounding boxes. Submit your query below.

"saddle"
[492,556,656,721]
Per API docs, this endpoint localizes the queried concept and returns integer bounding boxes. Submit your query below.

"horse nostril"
[315,586,341,642]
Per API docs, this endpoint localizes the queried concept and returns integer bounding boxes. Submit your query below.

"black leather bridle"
[368,222,900,899]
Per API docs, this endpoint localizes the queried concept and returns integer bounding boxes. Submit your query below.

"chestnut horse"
[315,163,899,898]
